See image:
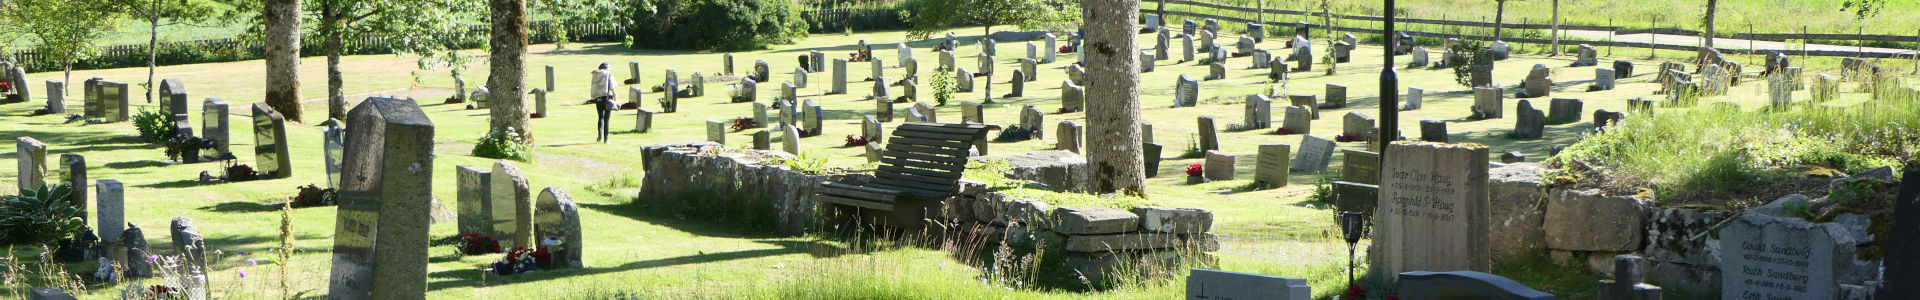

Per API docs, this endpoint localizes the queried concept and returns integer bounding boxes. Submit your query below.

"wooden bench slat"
[884,151,970,165]
[881,157,968,172]
[877,171,959,187]
[886,142,970,156]
[891,129,976,141]
[880,165,965,180]
[866,182,952,198]
[819,184,902,201]
[815,194,897,211]
[898,123,992,135]
[890,136,973,149]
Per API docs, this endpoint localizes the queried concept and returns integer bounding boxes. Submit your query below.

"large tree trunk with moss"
[489,0,532,142]
[1084,0,1146,197]
[263,0,303,122]
[324,4,347,122]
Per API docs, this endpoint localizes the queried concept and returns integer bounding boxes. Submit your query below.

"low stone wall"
[639,142,851,236]
[639,144,1219,282]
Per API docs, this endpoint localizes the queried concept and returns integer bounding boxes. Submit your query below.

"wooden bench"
[814,122,998,229]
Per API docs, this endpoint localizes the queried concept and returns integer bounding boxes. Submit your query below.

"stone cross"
[328,97,437,299]
[1597,254,1662,300]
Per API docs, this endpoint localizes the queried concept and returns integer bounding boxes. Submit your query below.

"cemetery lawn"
[3,28,1904,298]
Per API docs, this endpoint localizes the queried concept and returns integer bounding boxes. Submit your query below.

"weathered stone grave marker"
[328,97,436,299]
[1373,142,1492,277]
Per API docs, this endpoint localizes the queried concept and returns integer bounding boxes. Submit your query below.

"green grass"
[1164,0,1920,40]
[0,25,1914,298]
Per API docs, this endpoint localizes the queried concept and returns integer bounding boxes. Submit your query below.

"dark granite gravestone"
[161,79,191,118]
[202,98,230,157]
[1883,170,1920,299]
[328,97,435,299]
[170,217,208,286]
[1342,150,1380,185]
[1597,254,1662,300]
[1186,269,1312,299]
[122,224,152,279]
[1397,271,1554,300]
[60,154,85,229]
[1511,100,1545,139]
[1143,143,1164,178]
[752,130,770,150]
[455,165,494,236]
[251,103,291,178]
[1333,181,1379,214]
[1374,142,1492,278]
[1419,120,1447,143]
[1547,98,1582,124]
[1614,60,1634,79]
[492,161,532,249]
[1719,213,1851,300]
[535,187,583,269]
[102,81,130,123]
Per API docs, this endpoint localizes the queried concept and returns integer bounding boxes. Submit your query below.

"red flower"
[1276,127,1296,135]
[844,135,870,146]
[1185,163,1203,177]
[1387,295,1400,300]
[1346,284,1366,299]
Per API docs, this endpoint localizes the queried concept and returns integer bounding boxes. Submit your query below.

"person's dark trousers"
[595,96,613,143]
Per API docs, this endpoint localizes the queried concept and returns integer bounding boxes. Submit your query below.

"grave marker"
[328,97,436,299]
[707,120,727,143]
[1255,144,1291,188]
[1282,105,1312,134]
[455,165,495,236]
[46,80,65,114]
[492,162,532,249]
[1373,142,1492,277]
[1720,213,1848,300]
[17,137,46,191]
[1204,150,1235,180]
[535,187,583,269]
[1057,120,1082,153]
[203,99,230,156]
[251,103,291,178]
[1196,116,1219,151]
[1289,135,1334,173]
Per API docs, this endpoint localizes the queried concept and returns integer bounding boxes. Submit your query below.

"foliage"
[532,0,625,49]
[225,163,259,182]
[901,0,1076,40]
[1448,40,1488,88]
[473,127,535,162]
[1178,134,1205,159]
[457,233,503,255]
[289,184,337,208]
[992,125,1035,142]
[1306,176,1336,204]
[0,184,83,246]
[163,134,216,162]
[0,0,118,74]
[729,84,754,103]
[132,109,177,142]
[1841,0,1897,19]
[628,0,810,51]
[767,151,831,175]
[930,68,955,107]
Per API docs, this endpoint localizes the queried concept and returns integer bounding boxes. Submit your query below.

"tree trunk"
[1494,0,1507,39]
[1550,0,1561,56]
[147,17,158,103]
[324,6,347,122]
[1083,0,1146,197]
[263,0,303,122]
[1703,0,1718,48]
[489,0,532,142]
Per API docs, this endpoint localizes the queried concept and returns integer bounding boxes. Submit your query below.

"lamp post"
[1340,211,1367,288]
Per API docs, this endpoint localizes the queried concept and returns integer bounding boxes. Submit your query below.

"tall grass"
[1549,87,1919,202]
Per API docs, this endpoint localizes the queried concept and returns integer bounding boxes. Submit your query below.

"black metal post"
[1379,0,1399,155]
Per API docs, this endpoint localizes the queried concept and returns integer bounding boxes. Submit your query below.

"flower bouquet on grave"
[1058,45,1076,53]
[731,117,760,132]
[1276,127,1297,135]
[844,135,870,147]
[458,233,503,255]
[1185,163,1207,184]
[494,246,547,275]
[0,81,11,93]
[1335,133,1360,143]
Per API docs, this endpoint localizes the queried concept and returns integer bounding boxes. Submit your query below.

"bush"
[473,127,534,162]
[629,0,810,51]
[930,69,954,107]
[164,134,216,162]
[0,184,84,246]
[133,110,176,143]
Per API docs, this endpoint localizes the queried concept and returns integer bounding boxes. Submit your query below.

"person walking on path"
[590,63,617,143]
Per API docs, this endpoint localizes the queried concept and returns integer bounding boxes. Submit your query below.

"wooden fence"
[1144,0,1920,59]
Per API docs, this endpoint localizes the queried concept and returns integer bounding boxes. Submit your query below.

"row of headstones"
[11,137,183,288]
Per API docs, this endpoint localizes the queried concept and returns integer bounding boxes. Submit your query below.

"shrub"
[0,184,83,246]
[457,233,503,255]
[930,69,954,106]
[629,0,810,51]
[473,127,534,162]
[1448,40,1489,87]
[1178,134,1206,159]
[290,184,338,208]
[992,125,1035,142]
[133,110,176,143]
[164,134,216,162]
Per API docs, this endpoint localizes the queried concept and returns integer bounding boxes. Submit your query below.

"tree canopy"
[903,0,1079,40]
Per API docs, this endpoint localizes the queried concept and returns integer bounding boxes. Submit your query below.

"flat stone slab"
[1543,189,1648,251]
[1063,233,1180,252]
[1053,206,1141,235]
[1130,206,1213,234]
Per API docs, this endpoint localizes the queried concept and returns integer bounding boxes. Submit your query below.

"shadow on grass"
[198,201,281,213]
[137,179,203,189]
[103,160,171,170]
[426,238,858,290]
